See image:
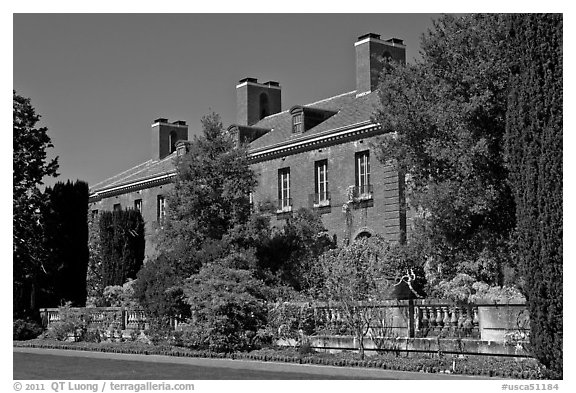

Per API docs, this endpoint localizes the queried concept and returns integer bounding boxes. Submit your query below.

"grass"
[13,351,381,380]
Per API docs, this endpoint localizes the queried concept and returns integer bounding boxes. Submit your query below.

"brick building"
[89,33,409,259]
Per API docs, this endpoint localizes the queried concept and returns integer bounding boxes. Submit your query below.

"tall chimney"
[355,33,406,96]
[236,78,282,126]
[151,118,188,160]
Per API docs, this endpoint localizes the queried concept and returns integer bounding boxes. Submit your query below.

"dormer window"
[290,106,337,134]
[292,112,303,133]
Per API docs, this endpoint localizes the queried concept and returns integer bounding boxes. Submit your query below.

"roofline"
[89,172,175,201]
[89,116,381,200]
[248,120,383,162]
[354,36,406,49]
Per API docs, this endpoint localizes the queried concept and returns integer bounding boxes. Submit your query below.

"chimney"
[236,78,282,126]
[151,118,189,160]
[355,33,406,96]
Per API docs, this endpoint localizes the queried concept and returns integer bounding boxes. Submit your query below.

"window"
[277,168,291,212]
[113,203,121,211]
[157,195,166,224]
[134,199,142,213]
[259,93,270,120]
[249,192,254,211]
[292,113,303,133]
[355,151,372,199]
[314,160,329,207]
[91,210,99,220]
[169,131,178,153]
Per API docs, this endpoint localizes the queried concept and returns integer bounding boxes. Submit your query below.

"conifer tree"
[99,209,145,287]
[505,13,562,378]
[42,180,89,306]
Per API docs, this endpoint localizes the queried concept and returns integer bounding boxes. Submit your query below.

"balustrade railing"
[39,300,521,343]
[414,303,480,338]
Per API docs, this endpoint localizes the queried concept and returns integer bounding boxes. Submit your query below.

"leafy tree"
[317,236,423,359]
[235,208,336,291]
[374,14,517,289]
[41,180,89,307]
[157,112,257,275]
[504,14,562,378]
[133,254,190,325]
[13,91,59,318]
[182,260,271,353]
[98,209,145,287]
[134,113,258,323]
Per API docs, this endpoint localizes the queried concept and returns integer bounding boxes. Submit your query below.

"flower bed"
[14,339,546,379]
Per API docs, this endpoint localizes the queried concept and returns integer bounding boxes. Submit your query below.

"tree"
[86,211,103,304]
[41,180,89,307]
[374,14,517,290]
[182,260,271,353]
[504,14,562,378]
[241,208,336,291]
[317,236,422,359]
[13,91,59,318]
[157,112,257,275]
[134,113,257,325]
[98,209,145,288]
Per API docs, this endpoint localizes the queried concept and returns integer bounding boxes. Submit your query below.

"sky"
[13,13,442,188]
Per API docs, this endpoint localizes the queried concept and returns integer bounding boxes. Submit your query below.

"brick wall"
[250,134,407,245]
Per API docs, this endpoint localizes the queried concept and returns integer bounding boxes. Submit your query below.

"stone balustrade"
[39,299,527,345]
[413,301,480,339]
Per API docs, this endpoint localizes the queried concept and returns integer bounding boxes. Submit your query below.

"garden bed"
[13,339,543,379]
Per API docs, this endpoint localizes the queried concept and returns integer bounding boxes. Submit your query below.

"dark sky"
[14,13,441,187]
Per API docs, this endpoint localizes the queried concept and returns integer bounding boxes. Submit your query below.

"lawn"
[13,352,383,380]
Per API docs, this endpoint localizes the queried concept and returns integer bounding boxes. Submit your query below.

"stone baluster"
[443,307,450,326]
[428,306,437,328]
[451,307,458,327]
[436,306,444,329]
[421,306,429,330]
[457,306,467,329]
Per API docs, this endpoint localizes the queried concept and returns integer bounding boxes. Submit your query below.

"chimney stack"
[236,78,282,126]
[151,118,189,160]
[355,33,406,96]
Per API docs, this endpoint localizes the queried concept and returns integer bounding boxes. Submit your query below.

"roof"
[89,152,177,194]
[90,90,381,196]
[248,90,380,150]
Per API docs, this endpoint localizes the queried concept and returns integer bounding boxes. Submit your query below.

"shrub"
[182,262,270,353]
[13,319,43,341]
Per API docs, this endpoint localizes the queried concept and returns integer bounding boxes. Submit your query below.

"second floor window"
[314,160,329,206]
[157,195,166,224]
[134,199,142,213]
[278,168,291,211]
[355,150,371,197]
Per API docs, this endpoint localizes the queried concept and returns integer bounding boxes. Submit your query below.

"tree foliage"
[41,180,89,307]
[317,236,423,358]
[374,14,517,288]
[238,208,336,291]
[182,261,271,353]
[157,112,257,275]
[13,91,59,318]
[98,209,145,288]
[504,13,562,378]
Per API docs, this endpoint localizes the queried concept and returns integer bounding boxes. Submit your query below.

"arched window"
[259,93,270,120]
[382,51,392,63]
[169,131,178,153]
[355,231,372,241]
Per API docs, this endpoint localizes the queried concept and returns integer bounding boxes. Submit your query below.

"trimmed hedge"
[14,339,546,379]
